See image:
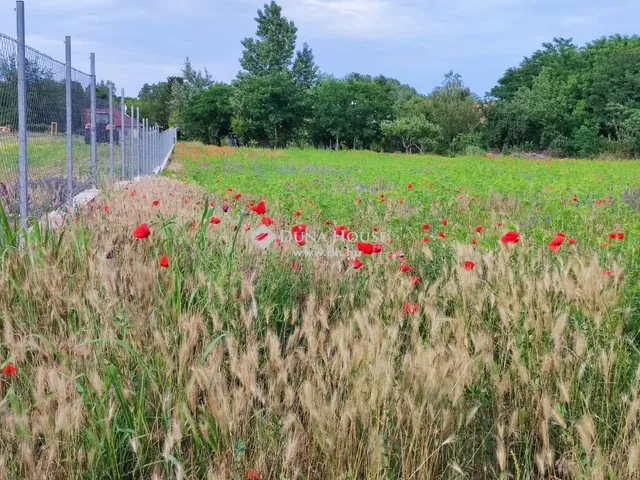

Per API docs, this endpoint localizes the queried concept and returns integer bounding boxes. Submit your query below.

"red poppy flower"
[407,184,413,189]
[475,226,483,233]
[603,269,613,276]
[472,239,477,245]
[500,231,519,244]
[159,255,169,268]
[2,363,17,376]
[548,234,565,252]
[569,238,576,245]
[464,261,475,270]
[293,211,302,217]
[399,263,414,272]
[572,196,578,202]
[441,219,448,226]
[130,191,135,197]
[352,258,364,269]
[251,201,266,215]
[403,302,419,314]
[234,193,242,200]
[226,188,233,193]
[357,198,362,205]
[422,236,430,243]
[422,224,430,231]
[372,244,382,253]
[497,222,503,227]
[601,242,610,248]
[242,223,250,231]
[292,224,307,245]
[438,231,446,239]
[209,201,215,207]
[103,205,110,212]
[325,220,332,225]
[210,216,221,225]
[356,242,374,255]
[222,204,230,213]
[608,232,617,239]
[152,200,159,207]
[617,232,625,240]
[261,216,274,226]
[133,223,150,239]
[372,227,378,232]
[410,276,421,286]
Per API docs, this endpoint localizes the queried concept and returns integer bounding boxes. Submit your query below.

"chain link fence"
[0,2,177,224]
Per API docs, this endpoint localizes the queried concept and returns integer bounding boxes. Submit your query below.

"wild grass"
[0,149,639,479]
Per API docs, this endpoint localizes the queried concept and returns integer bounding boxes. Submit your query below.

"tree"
[170,59,212,132]
[381,116,442,153]
[181,83,234,144]
[233,1,317,147]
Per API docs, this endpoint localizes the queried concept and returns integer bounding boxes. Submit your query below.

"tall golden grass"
[0,177,638,479]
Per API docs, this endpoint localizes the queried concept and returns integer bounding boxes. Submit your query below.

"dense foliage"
[135,4,640,157]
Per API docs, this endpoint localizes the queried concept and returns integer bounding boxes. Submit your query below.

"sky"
[1,0,639,98]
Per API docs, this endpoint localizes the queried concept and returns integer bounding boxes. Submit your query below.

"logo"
[251,225,276,249]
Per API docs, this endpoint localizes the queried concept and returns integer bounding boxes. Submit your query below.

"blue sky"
[1,0,639,98]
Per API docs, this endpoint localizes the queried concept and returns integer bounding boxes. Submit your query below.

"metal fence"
[0,1,177,224]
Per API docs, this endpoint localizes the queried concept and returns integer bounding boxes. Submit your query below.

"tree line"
[5,1,638,157]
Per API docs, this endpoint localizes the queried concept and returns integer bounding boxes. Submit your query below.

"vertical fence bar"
[65,36,73,204]
[90,53,97,188]
[108,83,114,179]
[142,118,146,175]
[136,107,140,177]
[16,0,28,223]
[120,89,125,179]
[130,104,134,179]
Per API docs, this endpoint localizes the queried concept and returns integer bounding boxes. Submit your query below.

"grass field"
[1,143,640,479]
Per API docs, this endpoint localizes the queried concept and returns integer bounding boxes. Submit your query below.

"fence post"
[136,107,140,177]
[143,118,147,174]
[90,53,97,188]
[109,83,114,179]
[120,89,125,179]
[130,104,134,179]
[65,36,73,205]
[16,0,28,223]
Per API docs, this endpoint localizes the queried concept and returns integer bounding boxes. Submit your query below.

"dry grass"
[0,176,638,479]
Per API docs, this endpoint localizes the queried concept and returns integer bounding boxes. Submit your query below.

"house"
[83,108,134,137]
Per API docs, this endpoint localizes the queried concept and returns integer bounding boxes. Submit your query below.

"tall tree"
[233,1,317,147]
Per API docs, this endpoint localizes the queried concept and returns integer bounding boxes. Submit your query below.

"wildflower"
[209,201,215,207]
[464,261,475,270]
[2,363,17,376]
[472,239,477,245]
[572,196,578,202]
[372,244,382,253]
[242,223,250,231]
[497,222,503,227]
[352,258,364,269]
[601,242,610,248]
[548,234,565,253]
[234,193,242,200]
[152,200,159,207]
[159,255,169,268]
[423,236,430,243]
[407,184,413,189]
[500,231,519,244]
[475,226,483,233]
[356,242,374,255]
[438,231,446,239]
[292,224,307,245]
[422,224,430,231]
[210,216,221,225]
[403,302,419,314]
[399,263,414,272]
[325,220,332,225]
[617,232,625,240]
[569,237,576,245]
[261,216,274,226]
[133,223,150,239]
[222,204,230,213]
[608,232,617,239]
[603,270,613,276]
[293,211,301,217]
[103,205,110,212]
[410,276,421,286]
[441,219,448,226]
[251,201,266,215]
